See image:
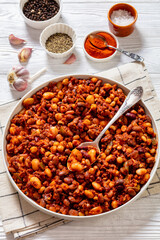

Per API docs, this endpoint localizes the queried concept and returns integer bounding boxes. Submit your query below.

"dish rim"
[2,74,160,220]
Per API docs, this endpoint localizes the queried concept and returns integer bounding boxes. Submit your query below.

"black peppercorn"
[23,0,60,21]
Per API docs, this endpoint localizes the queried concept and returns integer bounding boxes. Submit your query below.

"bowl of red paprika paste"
[83,30,119,62]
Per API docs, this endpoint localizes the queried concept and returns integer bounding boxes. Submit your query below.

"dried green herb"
[39,162,45,170]
[13,173,22,181]
[45,33,73,53]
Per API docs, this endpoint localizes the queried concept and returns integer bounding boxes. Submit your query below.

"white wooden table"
[1,0,160,239]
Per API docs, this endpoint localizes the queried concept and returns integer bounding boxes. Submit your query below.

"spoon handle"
[109,45,144,62]
[119,49,144,62]
[95,86,143,143]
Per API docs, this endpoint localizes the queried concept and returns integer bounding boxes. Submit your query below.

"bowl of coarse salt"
[108,3,138,37]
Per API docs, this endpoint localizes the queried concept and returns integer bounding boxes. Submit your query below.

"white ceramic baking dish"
[2,74,160,220]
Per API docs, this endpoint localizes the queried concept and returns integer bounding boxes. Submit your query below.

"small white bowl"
[19,0,62,30]
[83,30,119,63]
[40,23,76,59]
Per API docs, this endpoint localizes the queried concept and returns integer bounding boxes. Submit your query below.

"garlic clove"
[13,78,28,92]
[63,53,76,64]
[9,34,26,46]
[18,48,32,63]
[16,68,30,79]
[13,65,24,73]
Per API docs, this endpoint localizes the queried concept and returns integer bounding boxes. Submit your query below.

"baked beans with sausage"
[6,77,157,216]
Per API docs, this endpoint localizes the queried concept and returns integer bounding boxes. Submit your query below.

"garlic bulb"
[7,66,47,92]
[8,66,30,92]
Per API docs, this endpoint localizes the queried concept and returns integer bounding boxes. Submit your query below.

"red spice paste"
[84,32,117,59]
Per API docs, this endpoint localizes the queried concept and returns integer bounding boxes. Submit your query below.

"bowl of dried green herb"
[40,23,76,59]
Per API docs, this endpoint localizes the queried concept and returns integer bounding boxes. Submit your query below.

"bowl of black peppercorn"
[19,0,62,29]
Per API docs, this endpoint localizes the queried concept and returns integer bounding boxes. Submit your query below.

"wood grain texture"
[0,0,160,239]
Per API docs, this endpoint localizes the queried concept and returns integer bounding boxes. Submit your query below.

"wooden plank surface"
[1,0,160,239]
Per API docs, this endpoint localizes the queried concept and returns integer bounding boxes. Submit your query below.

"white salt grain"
[111,9,135,26]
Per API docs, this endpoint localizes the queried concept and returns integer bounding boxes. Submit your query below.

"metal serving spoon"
[67,86,143,171]
[78,86,143,152]
[89,34,144,62]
